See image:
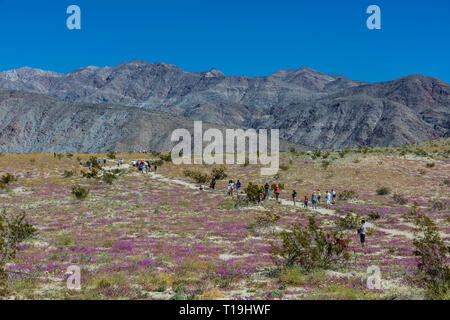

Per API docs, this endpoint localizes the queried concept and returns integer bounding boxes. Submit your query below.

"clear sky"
[0,0,449,82]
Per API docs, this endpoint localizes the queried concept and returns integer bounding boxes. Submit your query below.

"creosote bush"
[211,166,227,180]
[338,190,358,201]
[159,153,172,162]
[245,182,265,202]
[82,168,99,179]
[106,151,116,159]
[0,173,17,189]
[408,205,449,299]
[270,217,349,272]
[102,172,118,185]
[334,213,360,230]
[393,193,408,205]
[63,170,75,178]
[1,210,37,288]
[376,187,391,195]
[183,169,209,183]
[71,185,90,200]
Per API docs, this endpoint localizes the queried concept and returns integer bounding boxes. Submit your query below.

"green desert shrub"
[279,164,289,171]
[0,173,17,186]
[338,190,358,200]
[270,217,349,272]
[245,182,265,202]
[270,183,284,191]
[63,170,75,178]
[444,179,450,186]
[321,160,330,169]
[211,166,227,180]
[414,149,428,157]
[248,211,280,232]
[0,210,37,283]
[426,163,435,168]
[321,151,330,159]
[335,213,360,230]
[71,185,89,200]
[376,187,391,195]
[408,206,449,299]
[102,172,118,185]
[430,200,447,211]
[159,153,172,162]
[82,168,99,179]
[393,193,408,205]
[368,212,381,220]
[106,151,116,159]
[183,169,209,183]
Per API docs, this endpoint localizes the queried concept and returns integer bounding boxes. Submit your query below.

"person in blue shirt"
[236,180,241,194]
[311,191,317,209]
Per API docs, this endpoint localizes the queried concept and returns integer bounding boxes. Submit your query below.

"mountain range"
[0,61,448,153]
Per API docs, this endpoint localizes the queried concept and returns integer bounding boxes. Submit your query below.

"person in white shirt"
[332,189,336,203]
[326,191,331,209]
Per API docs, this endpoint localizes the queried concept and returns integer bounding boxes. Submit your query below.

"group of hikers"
[88,158,111,169]
[298,189,337,209]
[224,179,242,195]
[132,160,158,174]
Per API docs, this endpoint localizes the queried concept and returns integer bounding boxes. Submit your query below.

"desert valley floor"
[0,139,449,300]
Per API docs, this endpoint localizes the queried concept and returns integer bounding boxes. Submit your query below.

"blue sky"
[0,0,449,82]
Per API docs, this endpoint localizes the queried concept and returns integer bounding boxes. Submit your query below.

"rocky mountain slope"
[0,61,449,150]
[254,75,450,148]
[0,89,301,154]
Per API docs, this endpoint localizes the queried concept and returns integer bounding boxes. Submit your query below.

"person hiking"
[311,191,317,209]
[89,162,92,170]
[258,191,264,206]
[326,190,331,209]
[358,220,366,249]
[292,190,297,206]
[210,177,216,190]
[332,189,336,204]
[236,180,241,194]
[227,180,233,196]
[103,159,107,165]
[317,189,322,206]
[154,164,158,175]
[264,183,270,200]
[304,195,309,208]
[275,186,280,201]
